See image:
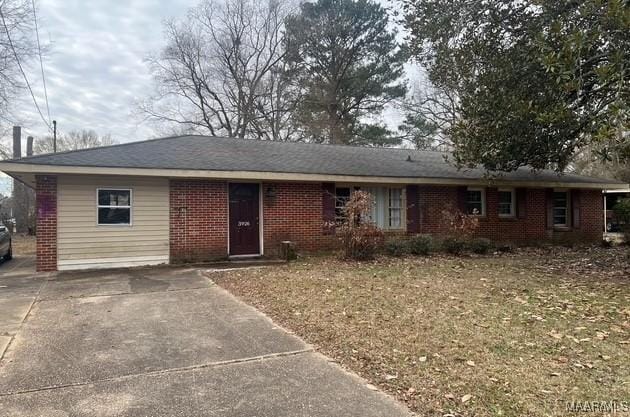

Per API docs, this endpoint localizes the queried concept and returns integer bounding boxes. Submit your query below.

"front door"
[229,183,260,256]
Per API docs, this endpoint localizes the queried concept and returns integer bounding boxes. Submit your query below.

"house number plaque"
[238,221,251,227]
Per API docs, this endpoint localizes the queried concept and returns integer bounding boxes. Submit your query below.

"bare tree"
[0,0,35,156]
[143,0,297,140]
[0,0,34,116]
[250,60,302,141]
[396,75,457,151]
[34,129,117,154]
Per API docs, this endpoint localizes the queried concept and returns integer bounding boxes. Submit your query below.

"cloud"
[11,0,198,144]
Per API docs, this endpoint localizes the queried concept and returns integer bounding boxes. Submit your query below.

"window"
[97,189,132,225]
[498,189,515,217]
[335,186,405,230]
[553,191,569,227]
[335,187,351,223]
[388,188,403,228]
[466,188,485,216]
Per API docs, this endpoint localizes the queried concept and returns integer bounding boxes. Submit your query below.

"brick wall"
[553,189,603,243]
[475,188,547,242]
[35,175,57,272]
[579,190,604,239]
[169,180,228,262]
[166,181,603,262]
[33,178,604,271]
[262,182,337,256]
[416,185,601,243]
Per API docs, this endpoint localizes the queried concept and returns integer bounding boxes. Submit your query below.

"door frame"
[227,181,264,257]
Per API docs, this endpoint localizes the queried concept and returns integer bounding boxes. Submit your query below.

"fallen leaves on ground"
[213,246,630,417]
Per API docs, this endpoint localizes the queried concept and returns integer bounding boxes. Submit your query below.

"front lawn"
[214,247,630,417]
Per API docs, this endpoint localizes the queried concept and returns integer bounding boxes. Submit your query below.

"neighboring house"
[0,135,627,272]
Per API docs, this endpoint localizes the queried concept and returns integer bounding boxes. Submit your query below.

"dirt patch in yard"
[214,247,630,417]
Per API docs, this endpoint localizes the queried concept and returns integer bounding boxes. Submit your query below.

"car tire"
[4,244,12,261]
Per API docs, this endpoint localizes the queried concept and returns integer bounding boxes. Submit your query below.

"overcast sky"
[10,0,200,144]
[0,0,411,195]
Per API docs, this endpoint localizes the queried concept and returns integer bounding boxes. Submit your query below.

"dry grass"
[10,234,36,255]
[214,247,630,417]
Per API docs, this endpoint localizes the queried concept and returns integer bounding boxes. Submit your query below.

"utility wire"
[31,0,50,123]
[0,5,52,132]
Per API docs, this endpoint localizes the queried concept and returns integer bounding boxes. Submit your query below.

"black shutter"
[516,188,527,219]
[571,189,581,229]
[457,186,468,213]
[546,189,554,230]
[322,182,336,235]
[406,185,419,234]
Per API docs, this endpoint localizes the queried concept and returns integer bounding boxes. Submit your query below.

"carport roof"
[0,135,627,189]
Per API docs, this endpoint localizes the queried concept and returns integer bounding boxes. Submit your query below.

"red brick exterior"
[556,189,603,242]
[34,178,605,269]
[166,181,603,261]
[169,180,228,262]
[415,186,602,244]
[417,187,548,242]
[35,175,57,272]
[262,182,336,256]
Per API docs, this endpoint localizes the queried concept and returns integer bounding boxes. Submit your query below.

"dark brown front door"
[229,183,260,255]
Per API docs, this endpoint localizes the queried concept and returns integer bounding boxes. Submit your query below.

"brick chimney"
[27,136,33,157]
[12,126,21,159]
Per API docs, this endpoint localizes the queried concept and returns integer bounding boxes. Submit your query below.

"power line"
[31,0,50,123]
[0,5,52,132]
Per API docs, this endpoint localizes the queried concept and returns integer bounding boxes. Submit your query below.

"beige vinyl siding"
[57,175,169,270]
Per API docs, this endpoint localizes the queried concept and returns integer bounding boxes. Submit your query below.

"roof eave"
[0,162,626,190]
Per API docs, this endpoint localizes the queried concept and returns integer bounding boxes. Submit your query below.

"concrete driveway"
[0,264,411,417]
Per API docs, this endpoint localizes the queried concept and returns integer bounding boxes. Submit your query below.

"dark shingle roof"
[3,135,624,185]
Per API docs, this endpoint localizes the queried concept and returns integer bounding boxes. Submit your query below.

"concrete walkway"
[0,264,411,416]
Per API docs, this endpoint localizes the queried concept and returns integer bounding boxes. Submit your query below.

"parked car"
[0,225,12,261]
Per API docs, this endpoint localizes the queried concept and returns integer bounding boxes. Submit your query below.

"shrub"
[408,234,434,255]
[385,239,409,257]
[441,236,467,255]
[496,243,515,253]
[335,191,385,260]
[469,237,493,254]
[441,205,480,239]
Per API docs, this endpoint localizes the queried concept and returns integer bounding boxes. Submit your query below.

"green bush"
[469,237,493,254]
[441,237,467,255]
[385,239,409,257]
[408,234,434,255]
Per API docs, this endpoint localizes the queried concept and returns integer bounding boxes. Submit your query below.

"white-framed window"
[466,188,486,216]
[97,188,132,225]
[498,188,516,217]
[336,186,405,230]
[388,188,403,228]
[552,190,569,227]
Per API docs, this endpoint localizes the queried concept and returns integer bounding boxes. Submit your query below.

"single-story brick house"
[0,135,627,272]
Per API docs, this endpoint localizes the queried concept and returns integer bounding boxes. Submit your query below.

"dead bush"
[333,190,384,260]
